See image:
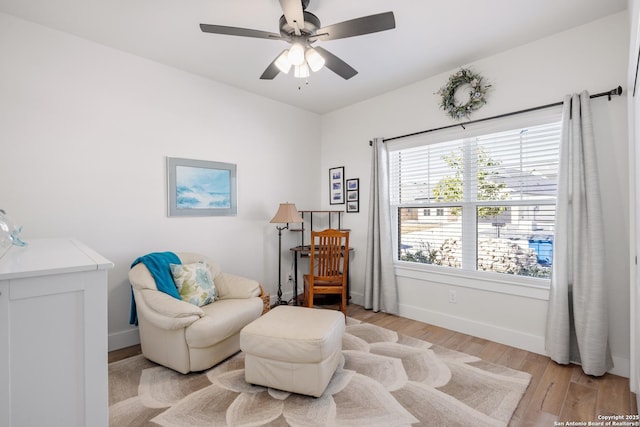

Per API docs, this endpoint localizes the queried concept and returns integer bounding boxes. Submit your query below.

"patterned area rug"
[109,318,531,426]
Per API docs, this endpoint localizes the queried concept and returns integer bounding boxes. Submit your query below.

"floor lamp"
[270,203,303,305]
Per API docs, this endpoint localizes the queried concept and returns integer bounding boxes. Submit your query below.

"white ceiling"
[0,0,628,114]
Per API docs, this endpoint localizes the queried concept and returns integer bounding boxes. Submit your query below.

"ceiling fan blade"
[279,0,305,35]
[314,47,357,80]
[200,24,283,40]
[314,11,395,41]
[260,50,287,80]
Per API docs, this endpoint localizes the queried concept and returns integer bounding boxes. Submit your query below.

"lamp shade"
[275,50,292,74]
[305,48,325,72]
[287,43,306,66]
[270,203,303,224]
[294,63,310,79]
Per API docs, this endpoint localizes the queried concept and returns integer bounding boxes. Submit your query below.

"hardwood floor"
[109,304,638,426]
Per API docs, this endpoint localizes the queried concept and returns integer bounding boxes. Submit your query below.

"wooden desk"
[289,245,353,306]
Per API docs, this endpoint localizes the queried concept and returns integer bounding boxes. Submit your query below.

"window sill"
[394,261,550,301]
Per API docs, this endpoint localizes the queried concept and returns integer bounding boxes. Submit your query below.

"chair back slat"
[310,229,348,281]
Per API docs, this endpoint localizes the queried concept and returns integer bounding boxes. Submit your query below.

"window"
[389,115,561,280]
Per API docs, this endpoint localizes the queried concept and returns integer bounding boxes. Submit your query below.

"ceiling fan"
[200,0,395,80]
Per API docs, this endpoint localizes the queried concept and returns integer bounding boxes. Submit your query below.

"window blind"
[390,120,561,279]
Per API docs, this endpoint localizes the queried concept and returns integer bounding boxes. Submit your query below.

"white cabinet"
[0,238,113,427]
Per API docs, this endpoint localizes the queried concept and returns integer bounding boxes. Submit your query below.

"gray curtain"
[545,92,613,376]
[364,138,399,314]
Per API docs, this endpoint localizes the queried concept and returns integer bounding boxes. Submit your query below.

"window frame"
[387,107,563,291]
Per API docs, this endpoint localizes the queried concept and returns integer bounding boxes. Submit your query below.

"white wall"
[321,12,631,376]
[0,12,321,350]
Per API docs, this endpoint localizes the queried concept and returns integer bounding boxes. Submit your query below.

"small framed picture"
[329,166,345,205]
[346,178,359,213]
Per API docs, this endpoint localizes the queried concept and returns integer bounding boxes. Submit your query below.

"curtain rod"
[369,85,623,145]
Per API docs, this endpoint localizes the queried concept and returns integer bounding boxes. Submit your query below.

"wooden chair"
[303,228,349,315]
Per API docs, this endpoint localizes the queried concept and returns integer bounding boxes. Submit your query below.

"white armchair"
[129,252,269,373]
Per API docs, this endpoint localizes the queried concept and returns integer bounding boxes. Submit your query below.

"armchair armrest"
[137,289,203,330]
[216,272,261,299]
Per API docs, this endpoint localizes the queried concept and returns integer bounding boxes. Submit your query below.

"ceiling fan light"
[287,43,306,66]
[305,48,325,72]
[294,63,310,79]
[275,50,292,74]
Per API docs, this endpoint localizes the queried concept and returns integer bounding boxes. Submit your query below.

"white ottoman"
[240,305,345,397]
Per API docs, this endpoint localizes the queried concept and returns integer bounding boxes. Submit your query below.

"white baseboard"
[398,302,630,378]
[108,327,140,352]
[349,291,364,307]
[609,356,631,378]
[399,303,546,355]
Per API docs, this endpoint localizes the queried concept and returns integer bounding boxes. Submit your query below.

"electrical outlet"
[287,273,293,282]
[448,290,457,304]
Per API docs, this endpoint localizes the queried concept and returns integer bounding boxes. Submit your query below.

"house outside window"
[389,113,561,282]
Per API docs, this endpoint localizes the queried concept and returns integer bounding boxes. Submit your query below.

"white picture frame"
[167,157,237,217]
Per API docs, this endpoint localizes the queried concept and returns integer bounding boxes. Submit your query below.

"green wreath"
[437,68,490,120]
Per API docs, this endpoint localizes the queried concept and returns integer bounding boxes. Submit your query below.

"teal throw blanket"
[129,251,181,325]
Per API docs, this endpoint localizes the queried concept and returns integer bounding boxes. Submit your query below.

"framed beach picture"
[329,166,345,205]
[167,157,237,217]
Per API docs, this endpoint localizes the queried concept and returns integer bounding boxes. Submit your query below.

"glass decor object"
[0,209,27,253]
